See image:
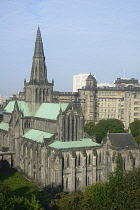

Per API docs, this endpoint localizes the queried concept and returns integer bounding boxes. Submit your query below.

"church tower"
[24,27,54,104]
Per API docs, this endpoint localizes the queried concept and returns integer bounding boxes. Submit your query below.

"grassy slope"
[0,169,51,202]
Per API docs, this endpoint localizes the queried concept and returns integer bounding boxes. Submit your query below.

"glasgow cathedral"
[0,27,139,192]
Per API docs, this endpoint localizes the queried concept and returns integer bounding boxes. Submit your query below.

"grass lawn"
[0,169,51,203]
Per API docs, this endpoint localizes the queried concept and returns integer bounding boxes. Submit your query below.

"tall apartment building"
[55,76,140,129]
[97,78,140,129]
[73,73,89,92]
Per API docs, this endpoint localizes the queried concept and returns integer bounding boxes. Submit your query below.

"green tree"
[84,122,96,136]
[84,119,126,143]
[55,192,83,210]
[0,183,44,210]
[107,153,124,202]
[8,195,44,210]
[129,120,140,145]
[95,119,126,142]
[129,120,140,137]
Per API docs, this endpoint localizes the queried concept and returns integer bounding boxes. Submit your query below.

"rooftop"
[4,101,30,116]
[108,133,138,148]
[22,129,54,143]
[49,138,100,149]
[0,122,9,131]
[4,101,69,120]
[35,103,69,120]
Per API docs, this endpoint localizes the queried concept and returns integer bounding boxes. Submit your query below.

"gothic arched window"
[66,177,68,189]
[87,176,90,185]
[63,118,66,142]
[77,177,79,187]
[99,152,101,164]
[39,88,42,101]
[24,120,31,128]
[77,154,81,167]
[72,116,74,141]
[67,155,69,168]
[43,89,45,102]
[88,154,91,165]
[67,116,70,141]
[35,88,38,102]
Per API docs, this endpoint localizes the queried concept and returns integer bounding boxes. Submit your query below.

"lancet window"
[63,114,79,142]
[24,120,31,128]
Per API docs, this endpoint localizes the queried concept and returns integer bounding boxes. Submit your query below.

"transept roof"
[4,101,30,116]
[22,129,54,143]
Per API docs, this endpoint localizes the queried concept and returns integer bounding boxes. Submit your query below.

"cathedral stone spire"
[30,27,48,84]
[24,27,53,104]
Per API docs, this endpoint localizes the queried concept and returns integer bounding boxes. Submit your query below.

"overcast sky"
[1,0,140,96]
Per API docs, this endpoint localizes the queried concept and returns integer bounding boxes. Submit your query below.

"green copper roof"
[4,101,30,116]
[4,101,15,113]
[17,101,30,116]
[22,129,54,143]
[35,103,69,120]
[0,122,9,131]
[49,139,100,149]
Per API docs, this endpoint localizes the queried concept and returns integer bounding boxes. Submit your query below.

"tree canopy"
[129,120,140,137]
[0,183,44,210]
[84,119,126,142]
[84,122,96,136]
[129,120,140,145]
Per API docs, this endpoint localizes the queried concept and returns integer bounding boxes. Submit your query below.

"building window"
[76,154,81,167]
[99,152,101,164]
[131,158,135,168]
[67,155,69,168]
[87,154,91,165]
[87,176,90,185]
[39,89,42,101]
[66,178,68,189]
[24,120,31,128]
[35,88,38,102]
[68,117,70,141]
[72,116,74,141]
[43,89,45,102]
[77,177,79,187]
[123,158,125,170]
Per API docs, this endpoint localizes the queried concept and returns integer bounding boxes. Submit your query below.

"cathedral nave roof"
[49,139,100,149]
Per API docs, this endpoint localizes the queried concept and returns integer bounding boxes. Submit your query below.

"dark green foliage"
[0,183,44,210]
[129,120,140,145]
[54,154,140,210]
[82,182,112,210]
[0,170,51,209]
[85,119,126,142]
[54,192,83,210]
[134,135,140,145]
[95,119,126,142]
[84,122,96,136]
[129,120,140,137]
